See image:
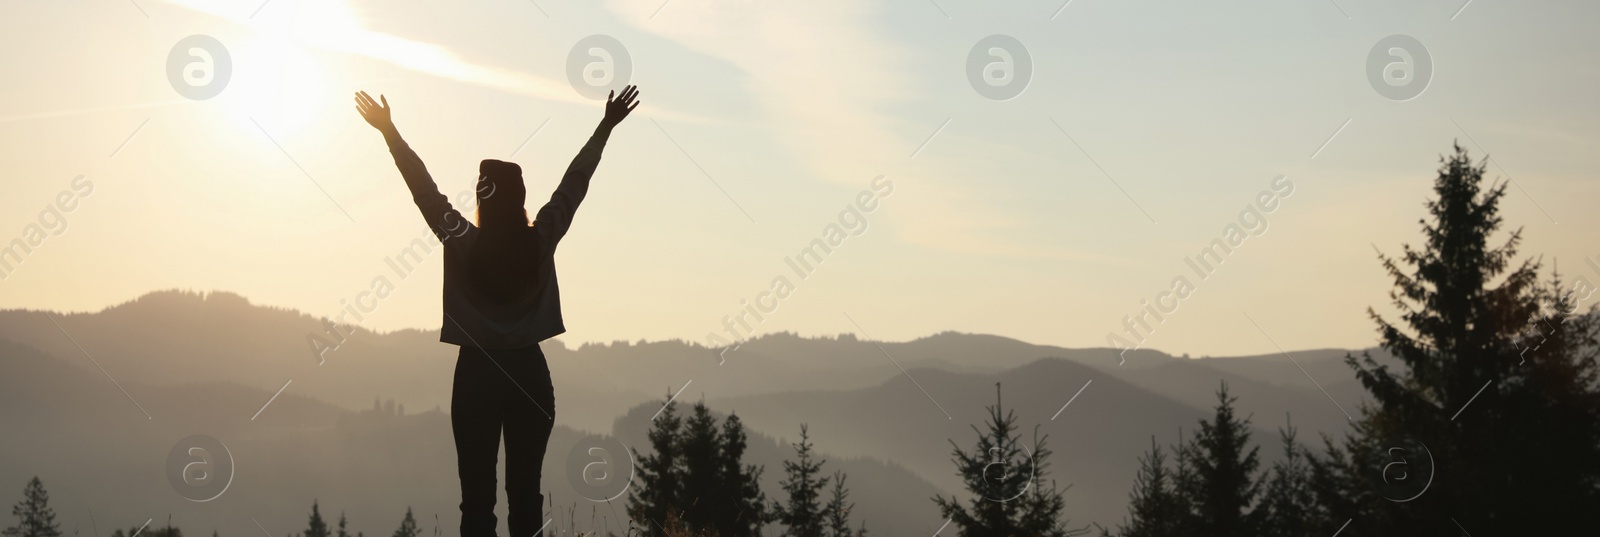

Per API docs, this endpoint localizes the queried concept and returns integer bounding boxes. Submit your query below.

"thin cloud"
[609,0,1118,262]
[159,0,577,101]
[156,0,705,123]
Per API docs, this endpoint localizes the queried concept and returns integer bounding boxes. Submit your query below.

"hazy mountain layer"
[0,290,1386,534]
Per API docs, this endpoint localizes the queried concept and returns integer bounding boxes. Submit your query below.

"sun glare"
[221,33,331,137]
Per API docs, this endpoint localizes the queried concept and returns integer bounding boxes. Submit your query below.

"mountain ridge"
[0,289,1389,534]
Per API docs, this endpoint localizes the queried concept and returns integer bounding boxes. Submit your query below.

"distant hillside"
[0,290,1387,432]
[0,337,958,537]
[0,289,1392,534]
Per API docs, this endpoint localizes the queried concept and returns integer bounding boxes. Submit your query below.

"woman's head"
[469,159,539,303]
[476,159,528,228]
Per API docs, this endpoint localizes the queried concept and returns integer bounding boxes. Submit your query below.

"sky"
[1,0,1597,357]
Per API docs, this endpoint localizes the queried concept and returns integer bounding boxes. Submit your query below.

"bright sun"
[221,33,332,137]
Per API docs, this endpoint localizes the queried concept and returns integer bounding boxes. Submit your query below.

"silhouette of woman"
[356,86,640,537]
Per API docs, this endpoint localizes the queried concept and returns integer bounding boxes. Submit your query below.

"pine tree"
[822,472,857,537]
[773,425,829,537]
[629,395,685,536]
[3,477,61,537]
[1255,416,1316,537]
[629,399,768,537]
[677,402,724,533]
[932,383,1086,537]
[334,513,349,537]
[1167,431,1197,535]
[1113,438,1185,537]
[1184,382,1260,537]
[390,508,418,537]
[711,411,767,537]
[303,501,328,537]
[1312,144,1600,534]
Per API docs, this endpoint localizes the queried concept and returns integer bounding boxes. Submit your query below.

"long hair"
[468,160,539,304]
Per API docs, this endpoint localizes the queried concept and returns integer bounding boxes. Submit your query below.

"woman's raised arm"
[356,91,471,240]
[532,85,641,247]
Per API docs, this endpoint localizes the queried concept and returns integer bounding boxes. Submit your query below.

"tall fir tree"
[390,508,419,537]
[1310,144,1600,534]
[1184,382,1260,537]
[676,401,725,533]
[1255,416,1317,537]
[712,411,768,537]
[773,425,829,537]
[1112,438,1186,537]
[933,383,1085,537]
[3,478,60,537]
[822,472,858,537]
[303,501,328,537]
[334,513,349,537]
[629,395,685,536]
[629,399,768,537]
[1167,430,1198,536]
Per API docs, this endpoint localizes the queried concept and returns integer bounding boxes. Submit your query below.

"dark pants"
[452,344,556,537]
